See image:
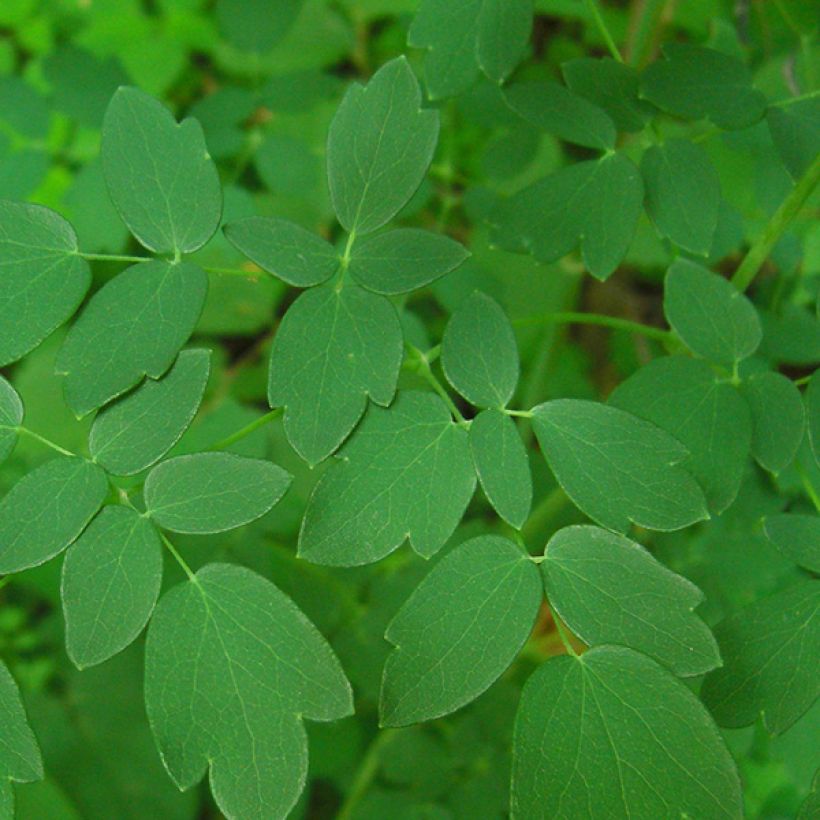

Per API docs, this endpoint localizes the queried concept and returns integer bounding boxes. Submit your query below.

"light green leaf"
[268,281,403,466]
[807,370,820,468]
[701,580,819,734]
[223,216,339,287]
[216,0,304,53]
[145,563,352,820]
[531,399,708,533]
[442,291,519,408]
[663,259,761,365]
[0,201,90,366]
[0,660,42,799]
[299,391,476,566]
[62,506,162,669]
[741,371,805,474]
[89,349,211,476]
[144,452,291,534]
[56,260,208,417]
[764,514,820,574]
[0,374,22,464]
[475,0,532,84]
[469,409,531,529]
[380,535,541,727]
[102,87,222,255]
[609,356,750,514]
[492,153,643,280]
[504,80,616,151]
[512,646,743,819]
[767,97,820,180]
[542,525,720,676]
[327,57,438,235]
[640,43,766,130]
[641,138,720,255]
[0,457,107,574]
[348,229,469,295]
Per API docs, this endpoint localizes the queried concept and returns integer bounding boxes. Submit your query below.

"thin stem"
[513,311,674,343]
[409,347,468,427]
[793,374,812,387]
[795,460,820,513]
[505,409,534,419]
[160,532,197,583]
[0,577,9,592]
[15,426,75,457]
[78,252,151,264]
[732,152,820,292]
[771,88,820,108]
[208,408,283,451]
[552,612,579,658]
[583,0,624,62]
[337,728,398,820]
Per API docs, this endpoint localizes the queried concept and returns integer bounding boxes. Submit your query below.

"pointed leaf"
[475,0,532,84]
[62,506,162,669]
[512,646,743,819]
[327,57,438,235]
[56,260,208,417]
[89,349,210,476]
[145,563,352,820]
[0,375,22,464]
[268,281,403,465]
[299,391,476,566]
[764,514,820,574]
[531,399,708,533]
[102,87,222,254]
[0,457,107,574]
[223,216,338,287]
[0,201,90,366]
[145,452,291,534]
[381,535,541,727]
[0,661,42,792]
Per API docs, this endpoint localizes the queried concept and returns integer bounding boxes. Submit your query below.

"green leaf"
[0,374,22,464]
[701,580,820,734]
[327,57,438,235]
[562,56,651,132]
[62,506,162,669]
[609,356,751,514]
[766,96,820,180]
[531,399,708,533]
[223,216,339,287]
[101,87,222,255]
[0,660,42,798]
[380,535,541,727]
[469,409,531,529]
[215,0,304,53]
[0,201,90,366]
[504,81,616,151]
[807,370,820,468]
[740,371,805,474]
[492,153,643,280]
[640,43,766,130]
[299,391,476,566]
[56,260,208,417]
[0,456,107,574]
[89,349,211,476]
[145,563,352,820]
[663,259,761,365]
[542,525,720,676]
[441,291,519,408]
[475,0,532,85]
[764,514,820,574]
[348,229,469,295]
[640,138,720,255]
[144,452,291,534]
[268,281,403,465]
[512,646,742,818]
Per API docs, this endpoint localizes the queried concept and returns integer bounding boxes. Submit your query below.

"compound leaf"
[640,43,766,130]
[531,399,708,533]
[62,506,162,669]
[327,57,438,235]
[56,260,208,417]
[542,525,720,676]
[764,514,820,574]
[89,349,211,476]
[0,374,23,464]
[268,281,403,466]
[102,87,222,255]
[144,452,292,534]
[641,138,720,255]
[145,563,352,820]
[380,535,541,727]
[0,457,107,574]
[512,646,743,818]
[469,409,531,529]
[348,229,469,295]
[0,201,90,366]
[0,660,42,800]
[609,356,751,514]
[663,259,761,365]
[701,580,820,735]
[223,216,338,288]
[299,391,476,566]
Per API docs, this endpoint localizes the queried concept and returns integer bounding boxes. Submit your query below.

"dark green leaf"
[475,0,532,84]
[216,0,304,52]
[0,660,42,799]
[807,370,820,468]
[764,514,820,574]
[0,374,22,464]
[767,97,820,180]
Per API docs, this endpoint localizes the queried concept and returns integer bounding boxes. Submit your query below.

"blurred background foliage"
[0,0,817,817]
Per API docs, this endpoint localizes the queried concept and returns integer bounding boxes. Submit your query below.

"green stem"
[0,577,9,592]
[409,347,468,427]
[505,409,534,419]
[521,485,569,543]
[583,0,623,62]
[552,612,579,658]
[337,728,398,820]
[513,311,674,343]
[793,374,812,387]
[732,152,820,292]
[203,266,265,278]
[208,408,283,451]
[771,88,820,108]
[15,426,75,457]
[795,460,820,513]
[160,533,197,583]
[78,252,151,264]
